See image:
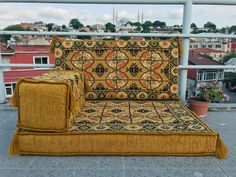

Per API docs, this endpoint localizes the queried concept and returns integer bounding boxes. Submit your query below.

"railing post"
[0,53,6,103]
[179,0,192,100]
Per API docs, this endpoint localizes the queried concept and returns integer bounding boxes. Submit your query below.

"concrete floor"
[0,110,235,177]
[226,90,236,103]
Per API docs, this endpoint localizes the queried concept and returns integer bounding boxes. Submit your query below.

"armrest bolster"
[11,70,87,132]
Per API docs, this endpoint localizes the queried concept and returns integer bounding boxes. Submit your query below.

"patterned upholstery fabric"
[69,100,211,133]
[51,37,181,100]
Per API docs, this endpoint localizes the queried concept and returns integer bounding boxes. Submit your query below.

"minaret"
[137,10,140,23]
[116,11,118,26]
[141,11,144,24]
[113,8,115,25]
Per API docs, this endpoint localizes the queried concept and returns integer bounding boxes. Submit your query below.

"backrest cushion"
[51,37,181,100]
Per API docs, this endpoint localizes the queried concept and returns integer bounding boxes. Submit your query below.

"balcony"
[0,0,236,176]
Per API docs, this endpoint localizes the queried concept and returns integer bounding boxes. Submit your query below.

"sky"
[0,3,236,29]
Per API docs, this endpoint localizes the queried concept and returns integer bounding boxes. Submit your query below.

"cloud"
[0,5,84,28]
[143,10,155,19]
[96,10,137,24]
[118,10,136,20]
[168,8,183,19]
[0,4,236,29]
[191,6,236,27]
[96,10,157,24]
[97,14,112,23]
[37,6,73,20]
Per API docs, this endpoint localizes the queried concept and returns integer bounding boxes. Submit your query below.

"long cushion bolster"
[11,70,87,132]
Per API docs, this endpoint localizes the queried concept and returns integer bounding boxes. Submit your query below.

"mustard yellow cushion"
[12,70,86,132]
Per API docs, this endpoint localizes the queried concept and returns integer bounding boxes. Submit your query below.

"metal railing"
[0,0,236,103]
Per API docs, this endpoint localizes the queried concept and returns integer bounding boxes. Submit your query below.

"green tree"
[220,27,226,33]
[136,26,142,31]
[229,25,236,33]
[34,21,44,25]
[86,25,92,31]
[191,23,197,29]
[4,24,25,31]
[223,52,236,63]
[204,22,216,31]
[132,22,141,26]
[69,18,84,29]
[141,21,153,33]
[153,20,166,28]
[143,21,153,27]
[105,22,116,32]
[142,28,150,33]
[0,25,25,43]
[119,36,131,40]
[46,23,54,31]
[62,24,67,29]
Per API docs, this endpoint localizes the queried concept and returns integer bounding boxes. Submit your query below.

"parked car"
[229,85,236,92]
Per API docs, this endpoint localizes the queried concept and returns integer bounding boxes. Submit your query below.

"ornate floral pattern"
[51,37,181,100]
[69,100,212,133]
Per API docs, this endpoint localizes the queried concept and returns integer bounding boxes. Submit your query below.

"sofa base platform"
[9,131,228,159]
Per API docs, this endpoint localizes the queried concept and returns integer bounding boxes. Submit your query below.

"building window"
[33,56,49,69]
[208,45,212,48]
[218,71,224,80]
[5,83,16,97]
[197,72,202,81]
[216,45,221,48]
[202,45,206,48]
[205,72,216,80]
[197,71,224,81]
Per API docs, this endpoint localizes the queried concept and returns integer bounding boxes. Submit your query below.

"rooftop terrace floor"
[0,108,236,177]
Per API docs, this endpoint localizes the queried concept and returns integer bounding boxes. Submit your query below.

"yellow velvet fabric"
[8,100,228,159]
[11,70,86,132]
[8,38,228,159]
[8,131,228,159]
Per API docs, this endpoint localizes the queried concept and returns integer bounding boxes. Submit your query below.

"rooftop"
[189,54,223,65]
[0,106,236,177]
[191,48,226,54]
[0,44,14,54]
[0,44,50,54]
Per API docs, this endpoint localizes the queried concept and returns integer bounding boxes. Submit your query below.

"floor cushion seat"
[12,100,228,159]
[8,38,228,159]
[70,100,212,133]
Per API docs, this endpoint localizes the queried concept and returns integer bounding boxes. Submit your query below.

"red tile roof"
[190,48,226,54]
[231,39,236,43]
[0,44,14,54]
[19,22,32,28]
[14,45,50,52]
[189,54,223,65]
[1,44,50,54]
[131,37,145,40]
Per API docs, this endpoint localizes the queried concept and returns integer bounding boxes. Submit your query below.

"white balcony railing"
[1,0,236,103]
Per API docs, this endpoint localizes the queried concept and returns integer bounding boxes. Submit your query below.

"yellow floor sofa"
[8,37,228,159]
